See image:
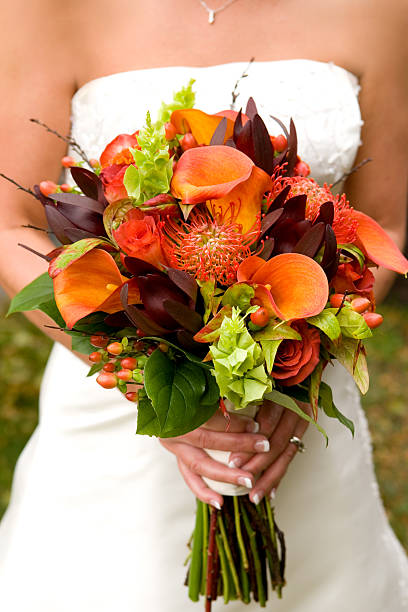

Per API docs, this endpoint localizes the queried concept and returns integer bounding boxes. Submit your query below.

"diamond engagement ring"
[289,436,306,453]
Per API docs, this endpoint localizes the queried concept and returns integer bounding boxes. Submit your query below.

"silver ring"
[289,436,305,453]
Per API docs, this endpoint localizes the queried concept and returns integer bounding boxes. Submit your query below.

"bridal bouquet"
[6,80,408,609]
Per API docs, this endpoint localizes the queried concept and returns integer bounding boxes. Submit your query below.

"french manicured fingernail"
[246,420,260,433]
[252,491,264,505]
[228,458,243,469]
[255,439,270,452]
[210,500,221,510]
[237,477,253,489]
[270,488,276,500]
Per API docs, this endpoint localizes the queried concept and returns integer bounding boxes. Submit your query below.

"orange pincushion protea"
[162,206,259,286]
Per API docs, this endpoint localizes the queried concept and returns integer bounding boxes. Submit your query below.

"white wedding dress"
[0,60,407,611]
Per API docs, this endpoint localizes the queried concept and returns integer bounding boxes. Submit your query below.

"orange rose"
[113,209,167,267]
[100,164,129,203]
[272,320,320,386]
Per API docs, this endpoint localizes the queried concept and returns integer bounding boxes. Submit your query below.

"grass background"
[0,281,407,550]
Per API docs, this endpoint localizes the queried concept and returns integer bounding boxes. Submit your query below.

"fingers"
[174,427,270,454]
[160,439,256,489]
[202,409,259,434]
[228,401,284,468]
[241,408,300,475]
[249,416,309,505]
[177,459,223,509]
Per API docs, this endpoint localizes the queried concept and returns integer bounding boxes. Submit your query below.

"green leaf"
[260,339,282,373]
[38,298,65,327]
[307,310,341,341]
[7,272,54,316]
[309,361,324,418]
[197,280,223,324]
[87,362,104,377]
[136,392,161,436]
[319,381,355,437]
[335,307,372,340]
[221,283,255,312]
[338,243,365,269]
[327,337,369,394]
[253,322,301,342]
[266,389,328,444]
[48,238,111,278]
[193,305,233,343]
[143,350,218,437]
[200,369,220,407]
[70,334,93,354]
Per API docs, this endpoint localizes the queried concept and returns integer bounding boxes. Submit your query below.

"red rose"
[100,133,139,168]
[272,320,320,386]
[113,209,167,267]
[100,164,129,203]
[331,260,375,296]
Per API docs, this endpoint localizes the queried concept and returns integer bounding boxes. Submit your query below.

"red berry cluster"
[88,333,152,402]
[329,293,383,329]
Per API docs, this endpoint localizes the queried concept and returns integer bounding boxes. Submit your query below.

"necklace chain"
[197,0,239,24]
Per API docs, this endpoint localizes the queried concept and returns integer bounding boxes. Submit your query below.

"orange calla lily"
[170,109,234,145]
[238,254,329,320]
[171,145,272,232]
[351,210,408,274]
[54,249,140,329]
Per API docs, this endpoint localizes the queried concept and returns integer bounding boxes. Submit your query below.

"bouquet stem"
[187,496,286,610]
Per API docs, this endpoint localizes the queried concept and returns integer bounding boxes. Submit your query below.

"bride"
[0,0,407,610]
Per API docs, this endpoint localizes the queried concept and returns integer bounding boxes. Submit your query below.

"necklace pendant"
[208,9,215,24]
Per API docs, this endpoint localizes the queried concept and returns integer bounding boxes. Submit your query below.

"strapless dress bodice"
[70,59,362,188]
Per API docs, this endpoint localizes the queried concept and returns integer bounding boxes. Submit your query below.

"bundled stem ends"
[187,496,286,610]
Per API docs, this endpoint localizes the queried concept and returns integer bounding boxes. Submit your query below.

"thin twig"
[205,507,219,612]
[230,57,255,110]
[22,224,51,233]
[0,173,37,198]
[18,243,52,261]
[331,157,372,188]
[30,118,92,168]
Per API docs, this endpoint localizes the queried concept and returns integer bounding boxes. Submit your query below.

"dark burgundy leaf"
[163,300,202,333]
[294,222,326,258]
[245,97,258,120]
[259,238,275,260]
[176,330,207,356]
[286,118,298,176]
[233,120,254,160]
[252,114,274,174]
[166,268,198,302]
[55,202,105,235]
[120,284,167,335]
[44,204,76,244]
[137,275,189,328]
[64,228,100,241]
[33,184,55,207]
[282,194,306,222]
[259,208,283,240]
[321,225,338,269]
[104,311,132,328]
[48,192,105,215]
[267,185,291,211]
[123,257,162,277]
[126,305,168,335]
[314,201,334,226]
[269,115,289,139]
[70,166,108,206]
[324,252,340,281]
[210,117,228,146]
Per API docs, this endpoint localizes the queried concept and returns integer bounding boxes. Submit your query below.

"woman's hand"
[228,400,310,505]
[159,410,271,509]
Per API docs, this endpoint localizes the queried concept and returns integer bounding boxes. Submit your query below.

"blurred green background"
[0,281,407,551]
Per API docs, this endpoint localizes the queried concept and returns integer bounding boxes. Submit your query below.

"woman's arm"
[345,0,408,302]
[0,3,77,348]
